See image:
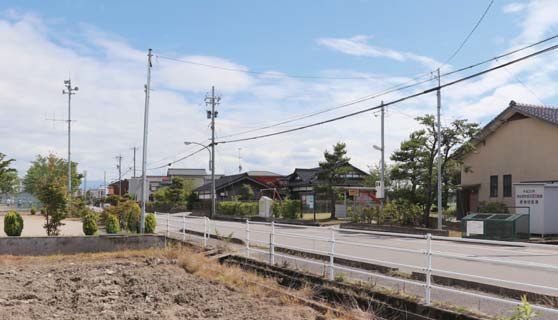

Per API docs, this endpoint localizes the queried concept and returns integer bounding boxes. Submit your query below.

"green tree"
[318,142,352,219]
[23,155,82,195]
[239,184,254,201]
[0,153,18,194]
[390,116,478,227]
[152,177,194,206]
[35,154,68,236]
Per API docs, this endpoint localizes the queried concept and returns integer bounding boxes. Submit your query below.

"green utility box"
[461,213,530,241]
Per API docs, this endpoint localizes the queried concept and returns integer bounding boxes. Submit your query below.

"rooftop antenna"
[238,148,242,173]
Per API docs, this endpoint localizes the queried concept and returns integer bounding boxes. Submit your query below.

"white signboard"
[466,221,484,236]
[515,184,544,234]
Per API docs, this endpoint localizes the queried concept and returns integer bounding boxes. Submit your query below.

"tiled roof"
[246,171,282,177]
[193,173,269,192]
[510,100,558,125]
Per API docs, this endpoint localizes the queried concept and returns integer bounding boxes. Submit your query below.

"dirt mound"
[0,255,318,320]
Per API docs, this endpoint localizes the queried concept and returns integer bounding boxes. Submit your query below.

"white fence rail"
[154,212,558,315]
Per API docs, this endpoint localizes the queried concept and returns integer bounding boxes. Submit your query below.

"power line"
[215,42,558,145]
[147,146,208,170]
[442,0,495,67]
[155,54,431,81]
[217,33,558,139]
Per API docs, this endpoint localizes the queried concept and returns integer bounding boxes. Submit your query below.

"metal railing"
[155,212,558,316]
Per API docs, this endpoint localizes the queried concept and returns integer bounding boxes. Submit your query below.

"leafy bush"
[384,199,422,226]
[478,201,509,213]
[217,201,258,217]
[122,201,141,233]
[145,213,157,233]
[272,199,302,219]
[105,214,120,234]
[82,213,98,235]
[347,206,381,224]
[505,296,537,320]
[4,211,23,236]
[30,205,37,215]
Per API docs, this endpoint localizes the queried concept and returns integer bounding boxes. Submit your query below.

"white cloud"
[2,1,558,185]
[503,2,526,13]
[316,35,441,69]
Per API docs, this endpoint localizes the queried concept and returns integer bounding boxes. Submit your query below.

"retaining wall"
[0,235,166,256]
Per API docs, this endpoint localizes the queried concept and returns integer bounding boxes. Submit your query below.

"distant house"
[167,168,223,189]
[193,172,271,201]
[283,164,369,198]
[108,179,129,196]
[128,176,170,202]
[245,171,283,186]
[458,101,558,217]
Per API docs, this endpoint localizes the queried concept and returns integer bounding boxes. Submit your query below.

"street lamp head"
[64,80,70,85]
[184,141,192,146]
[373,145,383,151]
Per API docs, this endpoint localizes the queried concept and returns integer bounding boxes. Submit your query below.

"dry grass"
[1,245,382,319]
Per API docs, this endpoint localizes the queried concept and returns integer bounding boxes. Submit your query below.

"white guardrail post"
[204,217,208,247]
[328,227,335,281]
[182,213,186,241]
[246,219,250,258]
[269,221,275,265]
[166,213,170,237]
[425,233,432,305]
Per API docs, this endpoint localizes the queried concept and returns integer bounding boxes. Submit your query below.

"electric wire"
[155,54,432,81]
[441,0,495,67]
[215,42,558,145]
[216,33,558,139]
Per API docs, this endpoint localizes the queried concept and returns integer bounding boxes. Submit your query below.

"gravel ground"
[0,213,83,237]
[0,254,319,320]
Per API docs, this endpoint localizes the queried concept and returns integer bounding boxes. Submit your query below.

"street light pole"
[184,141,213,214]
[62,79,78,212]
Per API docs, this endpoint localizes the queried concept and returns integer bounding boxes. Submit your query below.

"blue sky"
[1,0,557,187]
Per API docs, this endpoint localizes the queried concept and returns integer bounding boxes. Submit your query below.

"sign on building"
[514,183,558,236]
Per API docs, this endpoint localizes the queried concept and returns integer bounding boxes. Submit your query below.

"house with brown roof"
[458,101,558,217]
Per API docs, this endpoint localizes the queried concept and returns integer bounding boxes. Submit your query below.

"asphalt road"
[158,214,558,297]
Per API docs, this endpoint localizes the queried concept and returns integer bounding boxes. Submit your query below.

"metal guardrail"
[154,212,558,315]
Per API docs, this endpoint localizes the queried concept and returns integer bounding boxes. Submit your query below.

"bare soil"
[0,253,318,320]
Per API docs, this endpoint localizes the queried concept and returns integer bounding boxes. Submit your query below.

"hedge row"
[217,201,258,217]
[272,199,302,219]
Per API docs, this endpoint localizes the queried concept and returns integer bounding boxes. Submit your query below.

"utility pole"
[380,101,385,211]
[131,146,138,178]
[205,86,220,218]
[436,68,443,230]
[140,49,153,233]
[116,154,123,196]
[62,79,78,211]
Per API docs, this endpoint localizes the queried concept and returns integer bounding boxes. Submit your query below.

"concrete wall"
[462,117,558,208]
[0,235,165,256]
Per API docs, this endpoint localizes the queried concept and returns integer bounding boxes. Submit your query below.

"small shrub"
[145,213,157,233]
[334,272,347,283]
[178,254,201,274]
[217,201,257,217]
[40,208,46,216]
[478,201,509,213]
[4,211,23,236]
[105,214,120,234]
[505,295,537,320]
[30,205,37,215]
[272,199,302,219]
[82,213,98,235]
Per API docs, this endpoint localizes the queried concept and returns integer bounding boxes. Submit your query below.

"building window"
[503,174,512,197]
[490,175,498,197]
